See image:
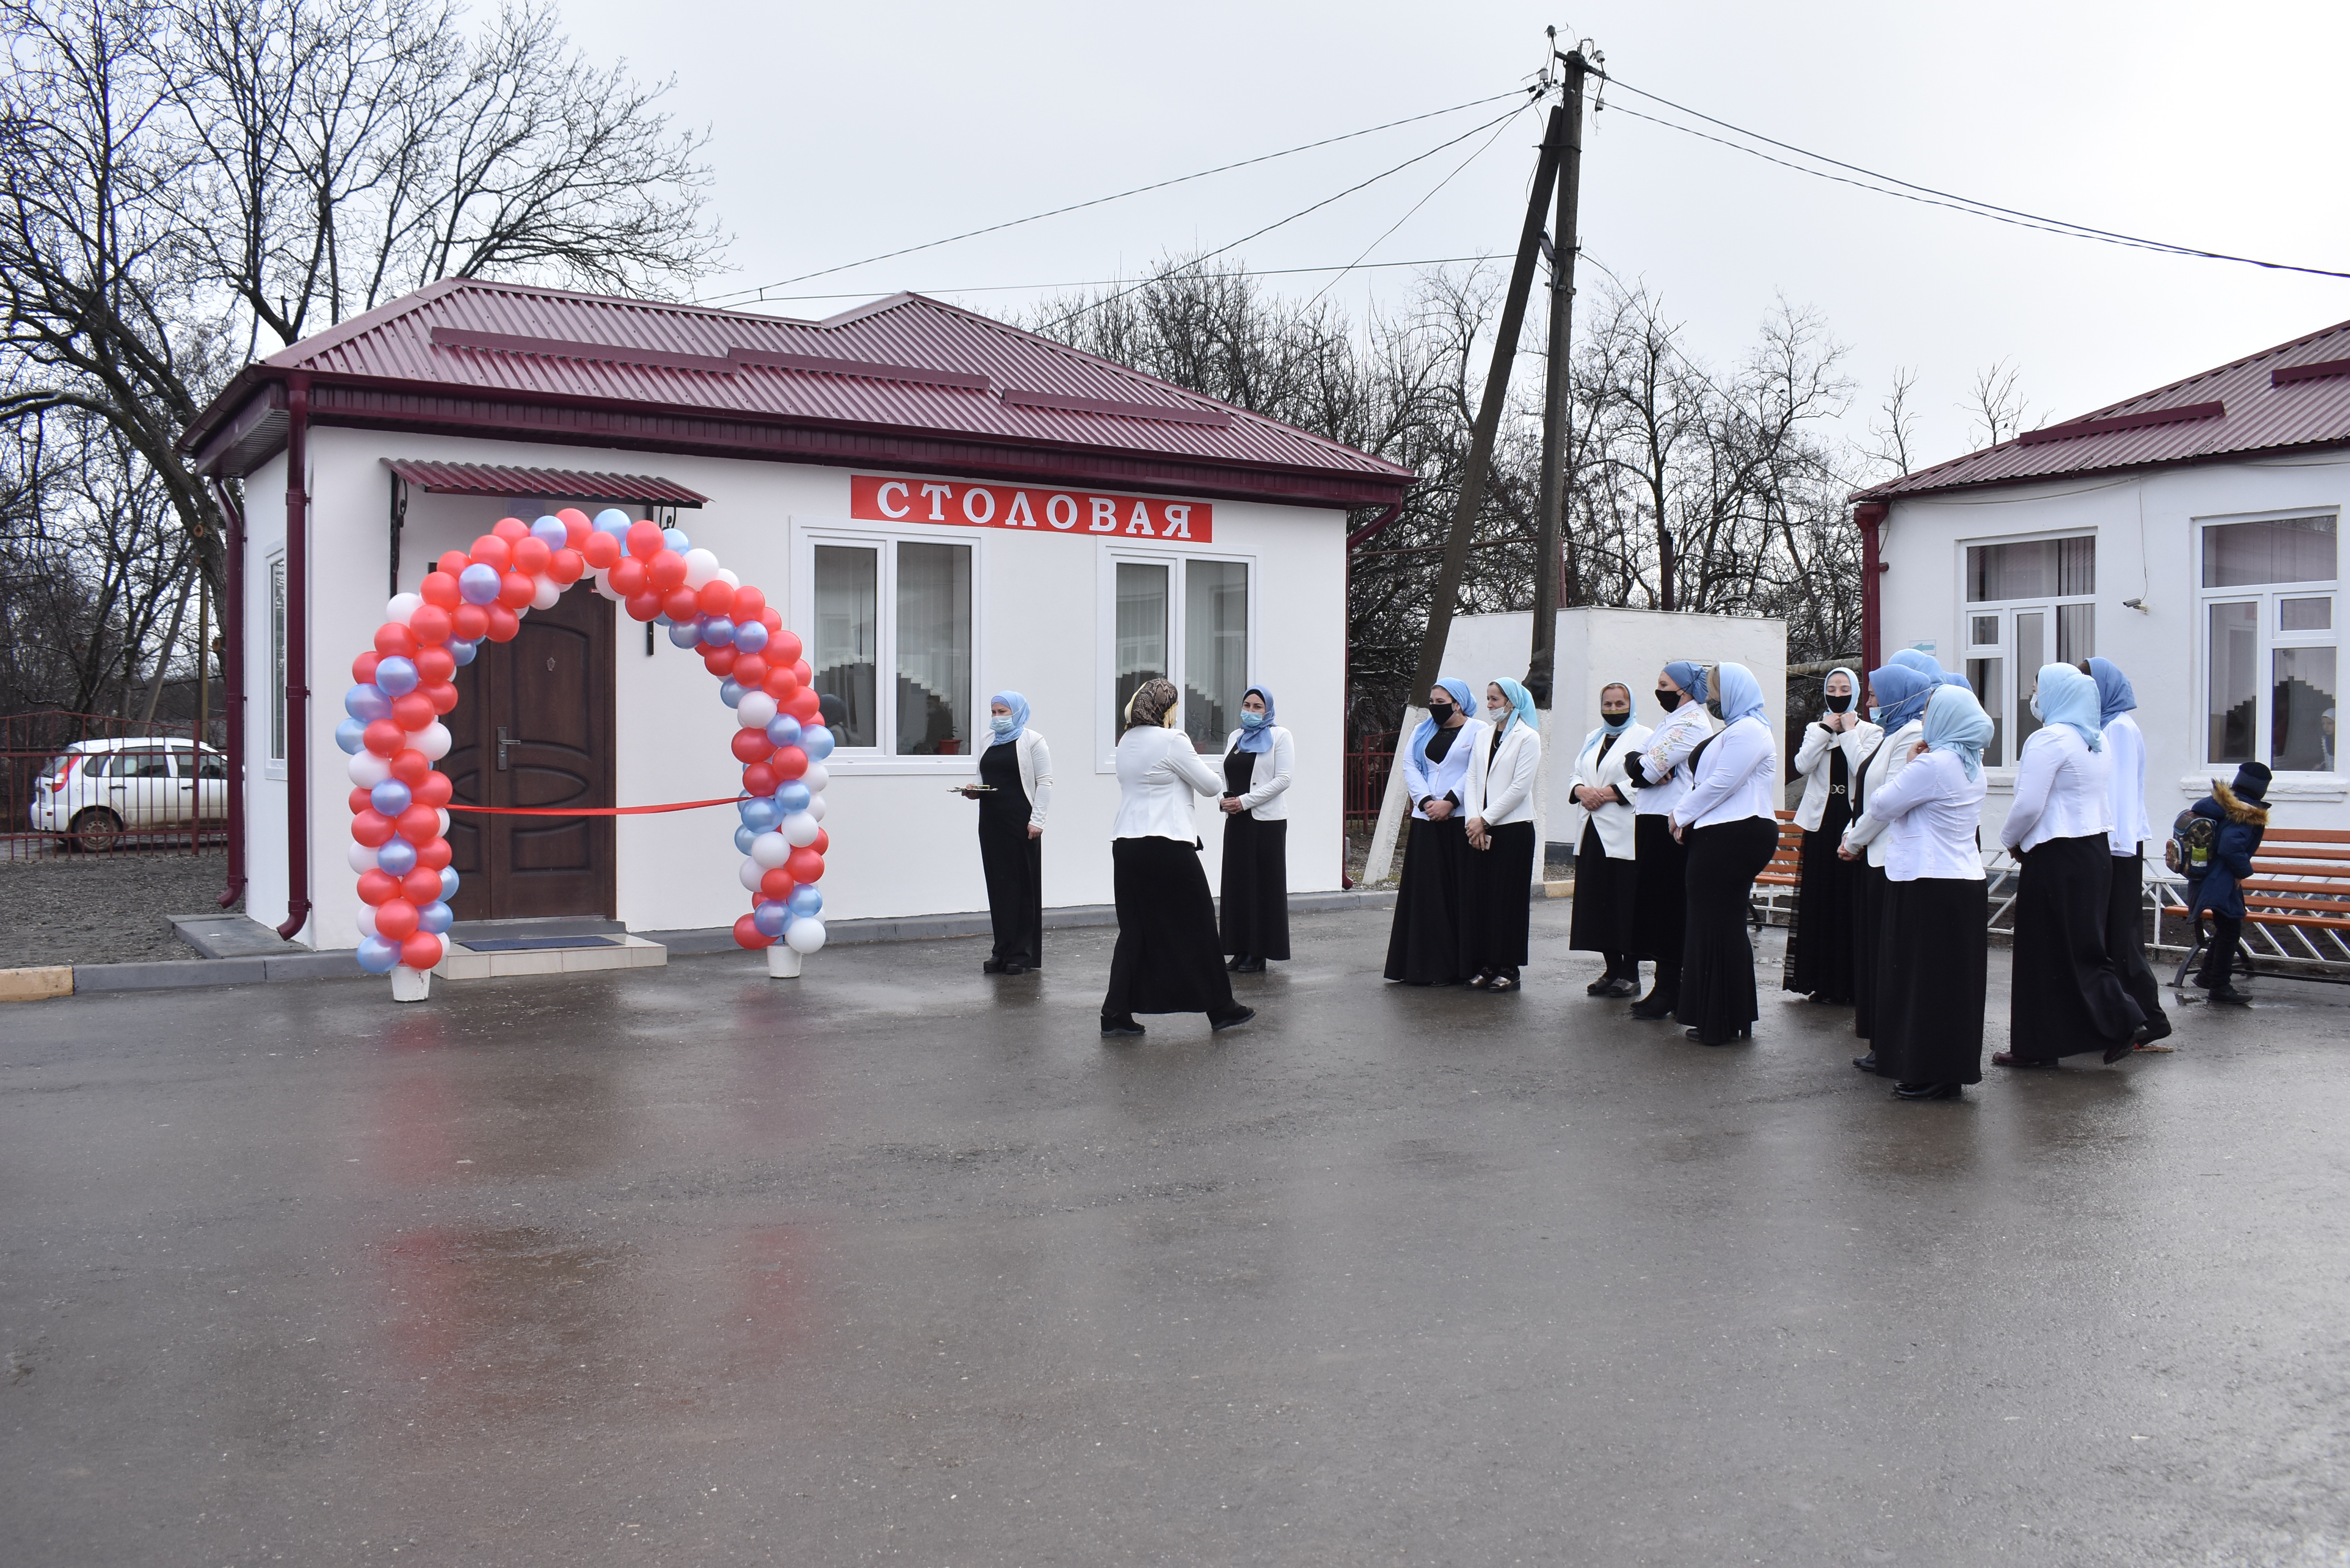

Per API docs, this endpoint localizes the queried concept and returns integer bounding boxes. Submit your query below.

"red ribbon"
[443,797,742,817]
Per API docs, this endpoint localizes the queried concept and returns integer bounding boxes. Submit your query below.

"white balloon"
[781,811,820,847]
[785,916,826,954]
[715,568,740,589]
[682,548,720,589]
[593,572,620,601]
[531,573,560,609]
[801,762,829,793]
[805,792,828,823]
[348,750,391,787]
[356,906,378,938]
[737,856,765,892]
[347,841,379,874]
[750,831,791,869]
[435,807,451,837]
[735,690,778,729]
[413,721,452,760]
[385,592,423,626]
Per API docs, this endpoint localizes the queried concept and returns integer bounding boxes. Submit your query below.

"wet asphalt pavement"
[4,903,2347,1567]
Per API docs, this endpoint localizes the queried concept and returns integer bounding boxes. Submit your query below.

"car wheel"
[70,807,123,854]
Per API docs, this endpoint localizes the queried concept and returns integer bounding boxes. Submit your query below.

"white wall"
[247,426,1347,948]
[1880,459,2348,842]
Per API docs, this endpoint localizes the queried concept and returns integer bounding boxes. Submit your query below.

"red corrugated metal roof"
[382,459,708,507]
[1854,317,2350,501]
[194,279,1408,492]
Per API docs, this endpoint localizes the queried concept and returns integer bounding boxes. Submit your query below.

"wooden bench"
[1748,811,1807,928]
[2151,827,2350,985]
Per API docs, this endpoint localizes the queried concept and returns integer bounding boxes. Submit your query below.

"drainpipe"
[209,476,247,910]
[277,373,312,942]
[1856,501,1888,675]
[1341,502,1404,890]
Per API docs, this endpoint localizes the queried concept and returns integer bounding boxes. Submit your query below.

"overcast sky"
[558,0,2350,472]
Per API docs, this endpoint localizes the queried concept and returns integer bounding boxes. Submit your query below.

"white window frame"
[789,517,986,776]
[1956,528,2098,775]
[265,550,288,780]
[1094,541,1259,771]
[2193,507,2340,775]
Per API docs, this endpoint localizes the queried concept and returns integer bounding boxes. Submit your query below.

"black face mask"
[1427,700,1455,723]
[1824,691,1853,713]
[1654,687,1684,713]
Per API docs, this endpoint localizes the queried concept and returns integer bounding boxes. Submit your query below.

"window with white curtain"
[268,554,287,766]
[1961,534,2094,768]
[805,533,975,757]
[2198,513,2337,772]
[1103,549,1252,756]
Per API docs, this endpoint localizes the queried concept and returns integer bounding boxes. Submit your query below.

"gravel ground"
[0,848,240,969]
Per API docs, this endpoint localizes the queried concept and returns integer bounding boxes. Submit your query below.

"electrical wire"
[699,88,1538,306]
[1302,101,1534,309]
[738,253,1511,307]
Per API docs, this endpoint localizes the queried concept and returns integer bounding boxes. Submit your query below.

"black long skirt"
[1783,812,1860,1000]
[1629,814,1688,966]
[1875,878,1988,1086]
[1461,820,1537,975]
[1102,837,1242,1022]
[1567,820,1637,955]
[1675,816,1780,1042]
[1851,863,1891,1044]
[2009,834,2146,1060]
[978,820,1043,968]
[2103,851,2168,1029]
[1384,816,1472,984]
[1218,815,1290,960]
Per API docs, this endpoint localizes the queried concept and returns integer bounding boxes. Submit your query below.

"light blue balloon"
[370,779,412,816]
[733,619,769,653]
[375,837,418,875]
[439,866,460,902]
[786,885,823,918]
[719,677,745,707]
[663,526,690,553]
[593,508,631,536]
[417,900,454,935]
[530,516,568,549]
[739,797,780,830]
[375,655,419,696]
[764,713,802,750]
[733,824,758,855]
[800,725,835,762]
[355,935,400,974]
[458,562,502,605]
[344,683,390,722]
[775,781,811,814]
[446,637,479,666]
[702,616,736,647]
[335,717,367,754]
[667,620,700,649]
[753,900,789,937]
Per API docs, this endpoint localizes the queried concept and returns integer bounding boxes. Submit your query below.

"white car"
[27,737,228,851]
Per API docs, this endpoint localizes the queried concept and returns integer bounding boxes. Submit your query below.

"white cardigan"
[1790,716,1883,833]
[988,729,1054,831]
[1565,722,1651,859]
[1218,726,1296,820]
[1112,725,1224,842]
[1850,720,1923,869]
[1464,719,1542,827]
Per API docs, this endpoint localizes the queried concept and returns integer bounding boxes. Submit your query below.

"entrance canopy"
[382,459,708,509]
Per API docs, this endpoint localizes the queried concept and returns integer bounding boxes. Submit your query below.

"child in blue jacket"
[2186,762,2270,1004]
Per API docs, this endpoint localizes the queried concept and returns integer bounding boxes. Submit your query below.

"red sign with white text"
[849,475,1213,542]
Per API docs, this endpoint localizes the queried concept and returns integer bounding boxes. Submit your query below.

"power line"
[1597,73,2350,283]
[742,254,1511,308]
[1304,101,1534,309]
[699,87,1538,306]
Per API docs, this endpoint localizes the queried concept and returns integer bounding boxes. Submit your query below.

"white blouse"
[1999,724,2113,855]
[1842,747,1986,883]
[1112,725,1224,842]
[1630,701,1717,817]
[1400,718,1488,822]
[2101,712,2151,857]
[1850,720,1924,870]
[1672,716,1778,829]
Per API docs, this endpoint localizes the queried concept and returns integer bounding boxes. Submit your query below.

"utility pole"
[1524,38,1590,710]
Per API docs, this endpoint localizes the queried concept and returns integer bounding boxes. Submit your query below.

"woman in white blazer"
[1384,678,1488,986]
[1100,678,1254,1038]
[1460,677,1544,991]
[1565,682,1651,998]
[1782,666,1880,1006]
[1217,685,1294,973]
[961,690,1052,975]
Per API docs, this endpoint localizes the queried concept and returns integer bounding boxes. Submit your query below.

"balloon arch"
[336,507,833,984]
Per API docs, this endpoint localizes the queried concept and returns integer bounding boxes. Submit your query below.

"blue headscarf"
[1715,662,1769,725]
[1922,682,1996,781]
[1868,662,1934,732]
[1489,677,1539,738]
[2034,662,2104,752]
[2086,656,2136,727]
[1663,661,1709,705]
[1412,677,1476,756]
[1889,648,1967,688]
[1234,685,1276,753]
[986,690,1030,747]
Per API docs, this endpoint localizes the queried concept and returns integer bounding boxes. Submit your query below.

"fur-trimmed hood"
[2212,781,2270,826]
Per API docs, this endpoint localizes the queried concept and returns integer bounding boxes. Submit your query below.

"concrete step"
[170,914,304,959]
[433,932,666,981]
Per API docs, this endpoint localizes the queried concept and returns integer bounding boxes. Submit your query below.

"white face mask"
[1488,703,1506,719]
[2029,693,2043,721]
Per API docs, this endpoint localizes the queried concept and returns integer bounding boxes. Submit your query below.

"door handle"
[496,726,511,771]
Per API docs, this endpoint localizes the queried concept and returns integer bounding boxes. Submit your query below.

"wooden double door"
[444,585,617,920]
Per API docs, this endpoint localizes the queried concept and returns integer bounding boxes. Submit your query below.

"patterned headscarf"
[1123,677,1179,732]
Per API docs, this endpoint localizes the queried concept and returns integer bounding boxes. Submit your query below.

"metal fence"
[1345,731,1399,823]
[2,710,229,862]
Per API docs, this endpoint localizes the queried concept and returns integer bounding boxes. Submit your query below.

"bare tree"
[1964,359,2032,447]
[1866,366,1919,477]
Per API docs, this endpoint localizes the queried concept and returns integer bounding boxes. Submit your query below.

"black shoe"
[1852,1052,1878,1072]
[2135,1014,2173,1044]
[1226,955,1246,972]
[1000,962,1031,976]
[1629,988,1676,1020]
[1685,1027,1749,1047]
[1210,1006,1256,1032]
[1808,993,1851,1006]
[2207,983,2251,1006]
[1233,957,1265,974]
[982,960,1005,974]
[1893,1081,1962,1101]
[1585,971,1616,996]
[1602,977,1641,998]
[1100,1016,1145,1036]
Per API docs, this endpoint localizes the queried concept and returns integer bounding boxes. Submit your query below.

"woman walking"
[1460,678,1543,992]
[1671,663,1781,1045]
[1100,678,1255,1038]
[1848,662,1934,1071]
[2088,656,2172,1046]
[1994,663,2148,1067]
[1622,661,1717,1020]
[962,691,1051,975]
[1566,682,1650,998]
[1218,685,1294,973]
[1839,684,1994,1099]
[1783,667,1879,1005]
[1384,679,1487,985]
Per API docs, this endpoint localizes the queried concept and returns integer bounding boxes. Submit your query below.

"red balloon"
[785,687,822,722]
[582,532,620,570]
[485,604,521,642]
[761,666,799,700]
[742,762,779,796]
[421,570,462,609]
[512,536,551,575]
[396,803,441,844]
[548,547,584,585]
[791,658,811,686]
[498,571,535,609]
[399,867,442,905]
[357,869,399,906]
[730,728,771,764]
[409,604,452,646]
[412,770,452,808]
[762,609,783,634]
[626,520,665,559]
[424,680,458,715]
[414,646,455,684]
[469,534,512,571]
[732,586,766,622]
[767,630,803,666]
[364,719,404,757]
[556,508,591,544]
[451,603,489,641]
[696,580,736,617]
[732,913,774,950]
[758,867,795,900]
[375,898,420,940]
[785,847,824,883]
[733,653,769,688]
[648,549,688,591]
[624,590,663,622]
[389,748,430,787]
[493,516,530,543]
[374,621,418,659]
[399,932,444,971]
[702,646,739,677]
[352,651,382,685]
[389,691,435,731]
[435,550,471,580]
[351,809,396,847]
[414,835,452,871]
[811,828,830,855]
[661,586,700,624]
[348,786,373,815]
[770,745,807,780]
[608,556,648,597]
